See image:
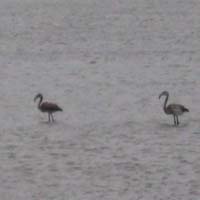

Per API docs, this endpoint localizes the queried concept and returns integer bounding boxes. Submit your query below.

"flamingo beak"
[159,91,166,99]
[34,94,39,102]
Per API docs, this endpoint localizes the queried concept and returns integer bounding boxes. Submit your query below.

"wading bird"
[159,91,189,126]
[34,93,63,122]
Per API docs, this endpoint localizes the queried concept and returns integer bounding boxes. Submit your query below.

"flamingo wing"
[167,104,188,115]
[40,102,62,112]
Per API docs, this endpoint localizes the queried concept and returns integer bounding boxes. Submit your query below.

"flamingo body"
[34,93,62,122]
[39,102,62,113]
[159,91,189,126]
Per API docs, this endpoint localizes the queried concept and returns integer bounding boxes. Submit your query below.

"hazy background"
[0,0,200,199]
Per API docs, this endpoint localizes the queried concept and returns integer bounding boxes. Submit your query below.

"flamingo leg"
[176,116,179,125]
[173,115,177,126]
[48,113,51,122]
[51,113,54,122]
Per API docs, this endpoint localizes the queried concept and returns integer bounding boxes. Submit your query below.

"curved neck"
[163,94,169,113]
[37,96,43,108]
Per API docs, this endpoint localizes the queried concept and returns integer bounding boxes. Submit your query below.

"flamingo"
[34,93,63,122]
[159,91,189,126]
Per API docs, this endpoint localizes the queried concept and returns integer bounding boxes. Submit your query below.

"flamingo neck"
[38,96,43,109]
[163,94,169,114]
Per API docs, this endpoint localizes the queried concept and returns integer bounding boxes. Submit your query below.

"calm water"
[0,0,200,199]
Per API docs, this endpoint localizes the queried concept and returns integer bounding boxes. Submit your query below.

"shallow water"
[0,0,200,199]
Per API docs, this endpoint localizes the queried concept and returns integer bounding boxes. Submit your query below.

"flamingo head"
[159,91,169,99]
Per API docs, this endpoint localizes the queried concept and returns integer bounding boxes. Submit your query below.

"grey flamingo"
[34,93,63,122]
[159,91,189,126]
